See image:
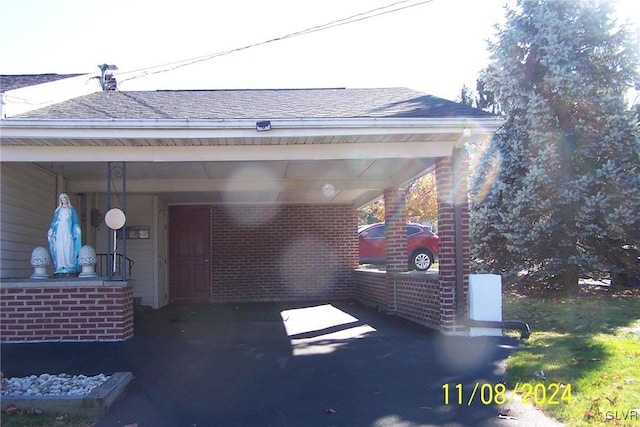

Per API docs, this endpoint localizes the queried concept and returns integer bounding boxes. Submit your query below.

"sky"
[0,0,638,101]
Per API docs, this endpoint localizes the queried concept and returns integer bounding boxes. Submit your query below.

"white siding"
[1,164,164,307]
[1,163,57,278]
[96,194,157,307]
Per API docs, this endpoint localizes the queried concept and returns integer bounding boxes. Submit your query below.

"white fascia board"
[1,140,458,162]
[0,117,502,139]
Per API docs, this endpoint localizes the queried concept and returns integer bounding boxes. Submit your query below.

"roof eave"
[0,117,502,140]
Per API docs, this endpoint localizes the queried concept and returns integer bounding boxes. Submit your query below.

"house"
[0,73,99,118]
[0,80,501,342]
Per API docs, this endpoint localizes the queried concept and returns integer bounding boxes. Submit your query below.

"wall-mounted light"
[256,121,271,132]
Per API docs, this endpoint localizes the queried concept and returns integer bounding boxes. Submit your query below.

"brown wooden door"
[169,206,211,304]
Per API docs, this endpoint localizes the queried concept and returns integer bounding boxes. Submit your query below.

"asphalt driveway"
[1,301,561,427]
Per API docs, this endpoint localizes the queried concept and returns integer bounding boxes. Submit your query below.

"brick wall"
[393,273,441,328]
[436,154,470,334]
[355,153,472,335]
[0,282,134,342]
[355,270,441,330]
[210,205,358,302]
[383,187,407,273]
[383,186,407,314]
[354,269,387,309]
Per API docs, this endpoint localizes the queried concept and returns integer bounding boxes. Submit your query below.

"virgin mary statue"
[48,193,82,275]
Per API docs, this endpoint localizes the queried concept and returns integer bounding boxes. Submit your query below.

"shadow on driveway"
[1,301,551,427]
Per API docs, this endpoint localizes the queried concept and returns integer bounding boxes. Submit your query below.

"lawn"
[503,288,640,426]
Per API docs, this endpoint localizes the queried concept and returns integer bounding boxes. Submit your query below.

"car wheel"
[410,249,433,271]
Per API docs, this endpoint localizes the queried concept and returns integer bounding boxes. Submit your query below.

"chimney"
[98,64,118,91]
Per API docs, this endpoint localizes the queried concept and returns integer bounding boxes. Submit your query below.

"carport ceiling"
[35,157,436,207]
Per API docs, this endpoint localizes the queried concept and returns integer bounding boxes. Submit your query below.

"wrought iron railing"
[96,253,134,278]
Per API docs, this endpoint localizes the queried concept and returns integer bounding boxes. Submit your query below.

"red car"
[358,222,439,271]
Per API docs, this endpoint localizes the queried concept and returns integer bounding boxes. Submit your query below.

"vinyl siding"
[1,163,57,278]
[125,196,155,306]
[95,194,157,307]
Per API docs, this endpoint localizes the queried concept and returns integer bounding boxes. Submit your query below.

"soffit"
[33,157,436,208]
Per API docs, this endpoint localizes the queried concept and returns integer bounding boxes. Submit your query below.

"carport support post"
[383,186,407,313]
[435,153,470,335]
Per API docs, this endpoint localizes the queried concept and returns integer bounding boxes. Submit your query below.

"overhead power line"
[118,0,434,86]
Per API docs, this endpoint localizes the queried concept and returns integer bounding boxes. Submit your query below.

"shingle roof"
[12,87,496,120]
[0,74,85,92]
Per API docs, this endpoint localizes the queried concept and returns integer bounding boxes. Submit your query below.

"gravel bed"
[1,373,109,396]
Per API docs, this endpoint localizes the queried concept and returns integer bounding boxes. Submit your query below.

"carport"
[0,87,500,338]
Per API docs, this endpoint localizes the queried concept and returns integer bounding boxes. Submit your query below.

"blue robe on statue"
[48,193,82,274]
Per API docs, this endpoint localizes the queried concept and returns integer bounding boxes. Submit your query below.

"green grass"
[503,293,640,426]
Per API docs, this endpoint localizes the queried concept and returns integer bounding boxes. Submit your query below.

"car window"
[364,225,385,238]
[407,225,422,236]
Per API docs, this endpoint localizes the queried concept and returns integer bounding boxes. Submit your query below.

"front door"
[169,206,211,304]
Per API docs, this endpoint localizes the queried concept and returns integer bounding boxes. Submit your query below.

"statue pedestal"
[30,267,49,279]
[79,266,98,278]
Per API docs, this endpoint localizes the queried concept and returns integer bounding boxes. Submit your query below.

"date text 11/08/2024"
[442,383,572,406]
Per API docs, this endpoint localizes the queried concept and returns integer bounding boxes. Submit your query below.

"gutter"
[0,117,502,139]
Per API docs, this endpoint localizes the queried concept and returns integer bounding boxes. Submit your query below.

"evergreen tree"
[475,71,501,115]
[470,0,640,295]
[458,85,476,107]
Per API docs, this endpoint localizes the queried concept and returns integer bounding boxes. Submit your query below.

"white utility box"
[468,274,503,337]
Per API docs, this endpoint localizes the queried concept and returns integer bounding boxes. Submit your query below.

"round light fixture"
[104,208,126,230]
